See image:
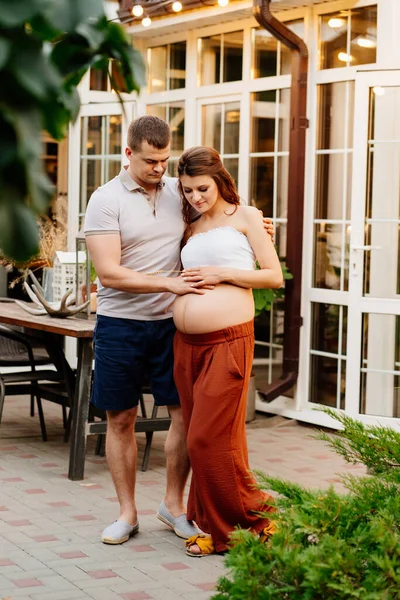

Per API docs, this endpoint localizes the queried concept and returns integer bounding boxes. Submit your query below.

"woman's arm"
[182,207,283,289]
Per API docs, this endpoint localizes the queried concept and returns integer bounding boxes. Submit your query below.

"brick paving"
[0,395,366,600]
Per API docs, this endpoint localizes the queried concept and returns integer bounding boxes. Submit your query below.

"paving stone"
[1,394,364,600]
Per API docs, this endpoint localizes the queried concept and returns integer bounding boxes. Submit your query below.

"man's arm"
[86,233,205,296]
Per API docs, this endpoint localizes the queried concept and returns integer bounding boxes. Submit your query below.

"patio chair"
[0,324,69,441]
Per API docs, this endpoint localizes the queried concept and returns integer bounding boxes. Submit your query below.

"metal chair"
[0,325,69,441]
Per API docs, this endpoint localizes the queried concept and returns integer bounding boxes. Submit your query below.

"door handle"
[351,245,382,251]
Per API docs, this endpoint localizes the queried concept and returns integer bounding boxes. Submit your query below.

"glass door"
[346,70,400,428]
[67,102,134,246]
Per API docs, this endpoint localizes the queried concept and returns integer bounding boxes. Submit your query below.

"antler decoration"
[15,272,90,318]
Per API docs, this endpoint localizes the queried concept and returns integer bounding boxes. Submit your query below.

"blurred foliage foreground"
[215,408,400,600]
[0,0,146,262]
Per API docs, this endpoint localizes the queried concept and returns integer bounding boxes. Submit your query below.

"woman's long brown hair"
[177,146,240,228]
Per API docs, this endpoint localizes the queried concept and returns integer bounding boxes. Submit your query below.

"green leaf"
[0,199,39,262]
[41,0,104,33]
[76,22,105,49]
[12,41,61,101]
[0,0,42,27]
[0,37,11,69]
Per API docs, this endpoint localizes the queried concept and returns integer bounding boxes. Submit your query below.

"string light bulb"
[132,3,144,16]
[142,16,151,26]
[172,1,182,11]
[218,0,229,6]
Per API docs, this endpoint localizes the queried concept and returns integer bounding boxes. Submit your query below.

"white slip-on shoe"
[101,520,139,544]
[157,501,201,539]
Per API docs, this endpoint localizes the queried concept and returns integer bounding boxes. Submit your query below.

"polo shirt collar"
[119,166,166,192]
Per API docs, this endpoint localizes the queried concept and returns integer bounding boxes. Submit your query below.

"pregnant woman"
[172,146,283,557]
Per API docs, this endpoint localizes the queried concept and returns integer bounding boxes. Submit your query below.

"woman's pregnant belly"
[172,284,254,334]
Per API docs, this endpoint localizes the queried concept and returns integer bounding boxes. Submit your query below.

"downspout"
[253,0,308,400]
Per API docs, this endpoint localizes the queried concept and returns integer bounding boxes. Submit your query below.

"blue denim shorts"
[91,315,180,411]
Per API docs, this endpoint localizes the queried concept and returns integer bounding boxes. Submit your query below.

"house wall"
[68,0,400,428]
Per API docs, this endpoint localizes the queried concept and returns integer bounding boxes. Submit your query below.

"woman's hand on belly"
[182,266,226,287]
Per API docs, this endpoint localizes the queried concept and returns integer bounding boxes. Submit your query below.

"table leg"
[68,338,93,480]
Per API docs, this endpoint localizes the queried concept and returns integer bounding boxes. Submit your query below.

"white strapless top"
[181,226,255,270]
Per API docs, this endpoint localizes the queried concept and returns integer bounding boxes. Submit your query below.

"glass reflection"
[223,158,238,186]
[202,104,221,152]
[198,36,221,85]
[317,82,354,150]
[251,28,277,78]
[223,31,243,82]
[224,102,240,154]
[360,313,400,417]
[250,156,274,215]
[319,7,377,70]
[169,42,186,90]
[148,46,167,93]
[313,223,349,290]
[251,90,276,153]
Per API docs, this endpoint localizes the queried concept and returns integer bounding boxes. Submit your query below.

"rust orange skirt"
[173,320,274,553]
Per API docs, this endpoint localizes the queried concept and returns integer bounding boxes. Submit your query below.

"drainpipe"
[253,0,308,400]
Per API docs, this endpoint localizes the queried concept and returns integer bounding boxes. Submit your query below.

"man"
[84,115,274,544]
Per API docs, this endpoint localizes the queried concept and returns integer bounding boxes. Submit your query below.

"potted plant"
[246,260,293,422]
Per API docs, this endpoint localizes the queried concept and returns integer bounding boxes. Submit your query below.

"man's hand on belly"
[168,276,215,296]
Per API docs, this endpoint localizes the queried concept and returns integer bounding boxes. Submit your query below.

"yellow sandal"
[186,534,215,557]
[259,519,277,543]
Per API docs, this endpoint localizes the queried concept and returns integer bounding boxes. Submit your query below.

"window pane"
[167,158,178,177]
[313,223,348,290]
[90,67,108,91]
[83,116,102,156]
[319,11,350,69]
[311,302,340,355]
[107,115,122,155]
[360,313,400,417]
[310,355,338,407]
[277,88,291,152]
[251,28,277,79]
[105,159,121,182]
[148,46,167,93]
[223,31,243,82]
[349,6,377,67]
[169,103,185,156]
[250,156,274,215]
[280,20,305,75]
[202,104,221,152]
[276,155,289,219]
[317,82,354,150]
[315,153,346,219]
[251,90,276,153]
[147,104,167,120]
[169,42,186,90]
[80,159,101,213]
[224,102,240,155]
[223,158,238,187]
[198,35,221,86]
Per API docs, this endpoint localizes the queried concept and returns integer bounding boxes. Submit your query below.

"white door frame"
[346,69,400,429]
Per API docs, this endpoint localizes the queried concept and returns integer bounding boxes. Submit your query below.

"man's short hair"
[127,116,171,152]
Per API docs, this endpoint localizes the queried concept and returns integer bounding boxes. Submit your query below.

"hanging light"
[218,0,229,6]
[328,17,346,28]
[132,3,144,17]
[172,1,182,11]
[337,51,353,63]
[356,36,376,49]
[372,86,385,96]
[142,16,151,26]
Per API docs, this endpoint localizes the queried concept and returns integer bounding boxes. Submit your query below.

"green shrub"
[214,410,400,600]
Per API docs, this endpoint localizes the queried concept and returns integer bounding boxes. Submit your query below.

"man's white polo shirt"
[84,167,185,321]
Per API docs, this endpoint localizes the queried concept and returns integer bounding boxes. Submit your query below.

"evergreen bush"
[214,409,400,599]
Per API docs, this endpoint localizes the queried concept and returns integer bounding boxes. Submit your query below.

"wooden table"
[0,301,95,480]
